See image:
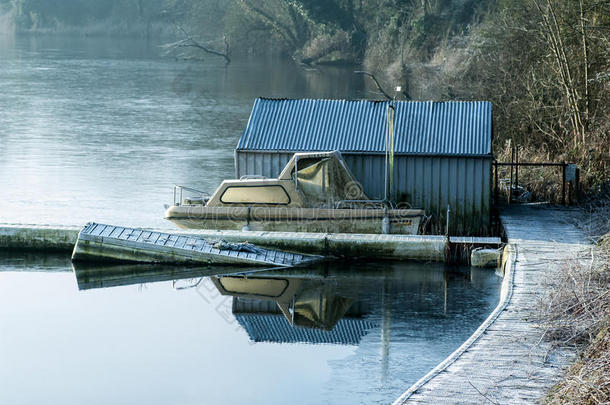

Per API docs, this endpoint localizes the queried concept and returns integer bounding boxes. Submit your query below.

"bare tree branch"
[354,71,392,100]
[163,26,231,65]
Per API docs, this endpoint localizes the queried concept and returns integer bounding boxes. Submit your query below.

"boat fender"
[242,206,251,231]
[382,217,390,234]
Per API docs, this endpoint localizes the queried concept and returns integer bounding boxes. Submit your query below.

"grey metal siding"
[342,155,491,235]
[237,151,491,235]
[236,151,294,180]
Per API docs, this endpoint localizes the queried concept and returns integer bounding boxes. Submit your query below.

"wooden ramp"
[71,223,322,267]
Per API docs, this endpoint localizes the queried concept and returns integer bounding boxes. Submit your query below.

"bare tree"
[354,71,392,100]
[162,26,231,64]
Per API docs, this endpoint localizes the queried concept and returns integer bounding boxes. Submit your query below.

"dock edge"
[392,243,517,404]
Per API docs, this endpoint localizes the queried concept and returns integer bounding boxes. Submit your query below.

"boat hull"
[165,206,424,234]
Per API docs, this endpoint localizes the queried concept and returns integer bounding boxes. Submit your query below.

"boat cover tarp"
[296,153,368,208]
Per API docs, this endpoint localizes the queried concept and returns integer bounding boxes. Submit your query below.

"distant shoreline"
[9,22,173,39]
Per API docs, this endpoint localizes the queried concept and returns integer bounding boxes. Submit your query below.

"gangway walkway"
[394,206,589,404]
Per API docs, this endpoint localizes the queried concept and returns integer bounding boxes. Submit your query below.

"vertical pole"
[561,164,566,206]
[390,106,394,202]
[494,161,499,206]
[575,168,580,203]
[446,205,451,236]
[384,106,389,203]
[385,104,395,204]
[508,147,514,204]
[515,146,519,188]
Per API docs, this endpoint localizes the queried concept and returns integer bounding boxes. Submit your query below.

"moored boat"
[165,151,425,234]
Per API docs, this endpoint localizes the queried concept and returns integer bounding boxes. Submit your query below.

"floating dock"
[0,223,502,264]
[0,224,79,251]
[394,206,588,404]
[71,223,322,267]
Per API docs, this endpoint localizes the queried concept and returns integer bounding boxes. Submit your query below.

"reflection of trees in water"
[169,59,366,104]
[165,58,368,148]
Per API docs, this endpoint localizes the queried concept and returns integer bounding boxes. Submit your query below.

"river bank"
[539,199,610,404]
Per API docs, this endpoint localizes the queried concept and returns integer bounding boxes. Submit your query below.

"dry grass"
[537,197,610,404]
[547,326,610,404]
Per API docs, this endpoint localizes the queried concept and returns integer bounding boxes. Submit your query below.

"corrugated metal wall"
[235,151,491,235]
[235,151,294,179]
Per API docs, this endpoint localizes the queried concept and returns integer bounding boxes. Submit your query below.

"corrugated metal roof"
[235,313,375,345]
[236,98,492,156]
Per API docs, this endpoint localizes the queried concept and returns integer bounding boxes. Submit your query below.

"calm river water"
[0,35,501,404]
[0,34,367,227]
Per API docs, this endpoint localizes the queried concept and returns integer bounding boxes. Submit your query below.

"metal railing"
[334,199,395,209]
[493,161,579,206]
[173,185,210,206]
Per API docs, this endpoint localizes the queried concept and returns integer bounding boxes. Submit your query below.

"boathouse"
[235,98,493,235]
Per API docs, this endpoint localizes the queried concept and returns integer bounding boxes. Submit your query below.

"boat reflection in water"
[212,271,372,345]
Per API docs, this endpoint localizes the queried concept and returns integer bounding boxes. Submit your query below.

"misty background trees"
[1,0,608,187]
[0,0,168,36]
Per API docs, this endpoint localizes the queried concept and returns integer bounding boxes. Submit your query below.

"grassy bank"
[537,198,610,403]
